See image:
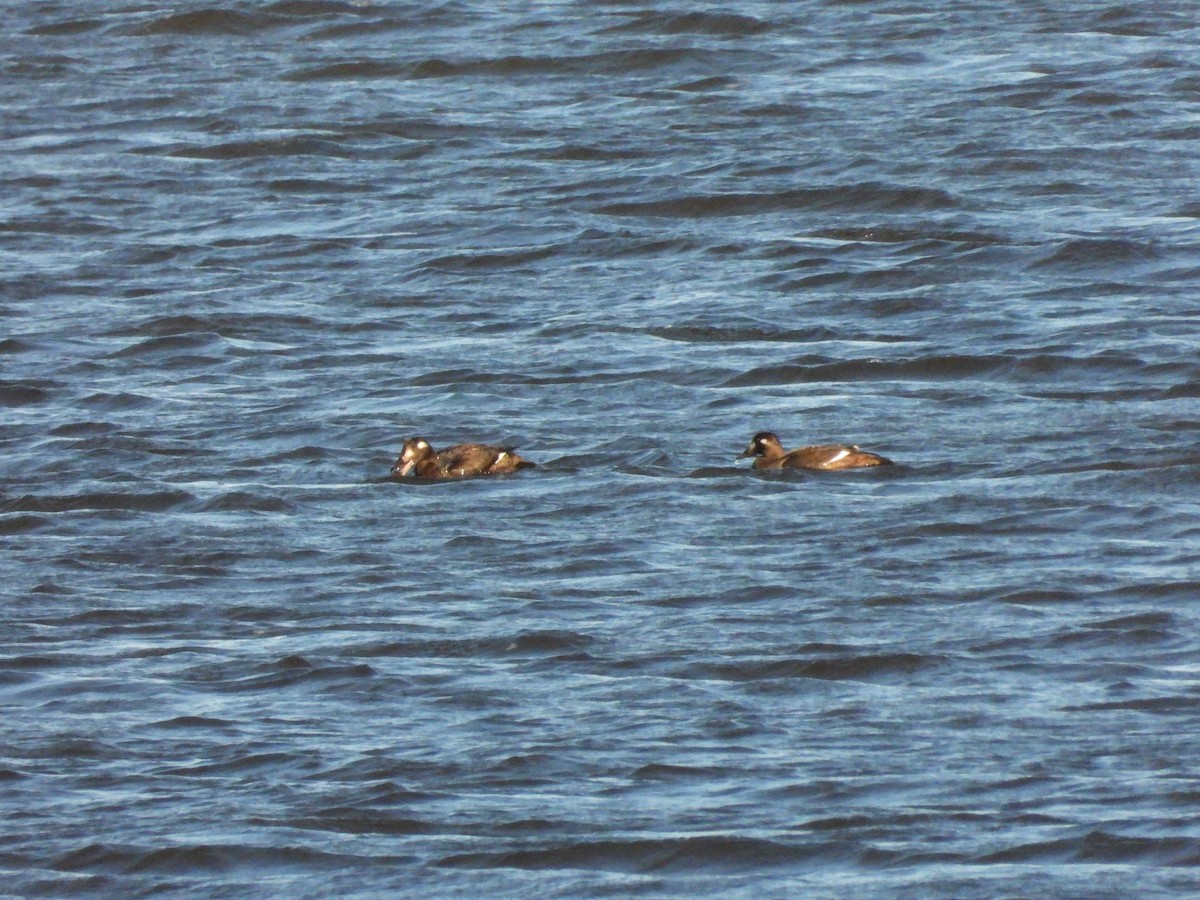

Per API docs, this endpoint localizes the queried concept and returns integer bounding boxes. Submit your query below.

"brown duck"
[391,437,535,479]
[738,431,893,471]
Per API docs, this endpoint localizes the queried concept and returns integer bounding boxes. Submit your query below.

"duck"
[391,437,535,479]
[737,431,893,471]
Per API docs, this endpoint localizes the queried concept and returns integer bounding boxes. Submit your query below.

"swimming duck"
[737,431,893,470]
[391,438,535,479]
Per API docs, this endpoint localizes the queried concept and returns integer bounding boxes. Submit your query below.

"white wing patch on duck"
[826,448,851,464]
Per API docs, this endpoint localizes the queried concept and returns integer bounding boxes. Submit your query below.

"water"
[3,1,1200,896]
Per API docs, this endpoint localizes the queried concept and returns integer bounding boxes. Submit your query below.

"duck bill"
[736,445,756,459]
[392,457,416,477]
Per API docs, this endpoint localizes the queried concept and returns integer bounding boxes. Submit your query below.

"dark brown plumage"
[737,431,893,471]
[390,437,535,479]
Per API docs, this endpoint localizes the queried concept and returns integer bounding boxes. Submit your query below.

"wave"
[80,391,158,411]
[53,841,390,875]
[1033,236,1166,270]
[698,651,937,683]
[129,9,279,36]
[979,830,1200,865]
[439,834,841,872]
[186,655,376,694]
[597,183,960,218]
[166,135,358,160]
[409,367,722,387]
[104,312,324,340]
[286,47,709,82]
[346,630,594,659]
[0,514,49,534]
[25,17,104,36]
[0,380,51,406]
[288,810,434,835]
[646,323,843,344]
[146,715,238,730]
[808,225,1008,245]
[1062,696,1199,714]
[604,10,772,37]
[284,59,409,81]
[108,332,224,358]
[192,491,296,513]
[722,350,1161,387]
[0,491,195,514]
[420,246,559,273]
[265,1,368,17]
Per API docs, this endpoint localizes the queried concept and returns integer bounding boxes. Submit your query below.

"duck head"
[392,437,436,477]
[737,431,783,460]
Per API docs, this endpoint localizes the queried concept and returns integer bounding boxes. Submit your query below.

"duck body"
[391,438,535,479]
[738,431,892,471]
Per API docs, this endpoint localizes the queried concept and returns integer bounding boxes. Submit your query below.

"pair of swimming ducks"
[390,432,893,480]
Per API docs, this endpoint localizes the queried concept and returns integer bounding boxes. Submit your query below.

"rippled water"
[4,1,1200,896]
